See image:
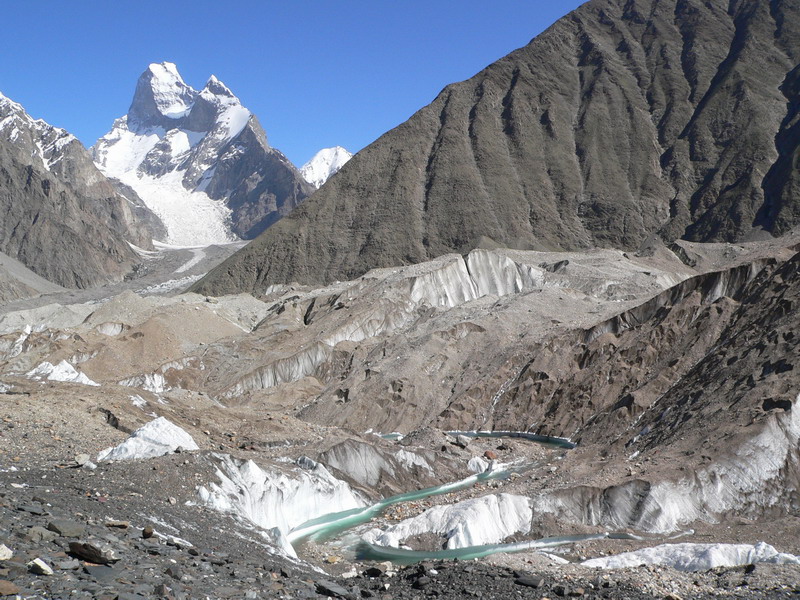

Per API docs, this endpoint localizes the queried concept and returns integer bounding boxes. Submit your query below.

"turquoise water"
[287,432,585,563]
[356,532,642,564]
[287,465,513,545]
[446,430,576,449]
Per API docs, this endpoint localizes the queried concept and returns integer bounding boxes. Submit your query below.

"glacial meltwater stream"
[284,431,639,564]
[287,462,514,545]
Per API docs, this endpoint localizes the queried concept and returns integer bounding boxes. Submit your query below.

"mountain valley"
[1,0,800,598]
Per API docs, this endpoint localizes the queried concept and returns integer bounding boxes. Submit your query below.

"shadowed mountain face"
[193,0,800,295]
[0,93,155,289]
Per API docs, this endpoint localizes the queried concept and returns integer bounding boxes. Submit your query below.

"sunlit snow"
[301,146,352,188]
[91,63,252,246]
[26,360,99,387]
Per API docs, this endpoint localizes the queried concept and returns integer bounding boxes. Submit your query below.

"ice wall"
[197,454,365,556]
[536,398,800,533]
[363,493,532,549]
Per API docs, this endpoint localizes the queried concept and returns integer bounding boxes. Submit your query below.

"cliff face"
[194,0,800,294]
[0,93,154,289]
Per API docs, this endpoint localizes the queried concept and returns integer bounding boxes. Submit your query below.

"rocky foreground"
[1,451,799,600]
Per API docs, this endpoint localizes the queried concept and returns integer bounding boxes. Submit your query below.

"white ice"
[198,454,364,534]
[26,360,99,387]
[96,416,198,461]
[363,493,532,549]
[582,542,800,572]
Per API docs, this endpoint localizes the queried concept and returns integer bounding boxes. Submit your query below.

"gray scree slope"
[193,0,800,295]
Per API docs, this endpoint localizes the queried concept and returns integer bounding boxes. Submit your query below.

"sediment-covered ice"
[363,493,532,549]
[536,401,800,533]
[582,542,800,571]
[97,416,198,461]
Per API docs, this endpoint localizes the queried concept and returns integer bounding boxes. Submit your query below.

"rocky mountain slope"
[92,62,315,245]
[0,92,157,289]
[193,0,800,294]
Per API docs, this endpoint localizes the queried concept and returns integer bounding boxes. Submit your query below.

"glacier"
[582,542,800,571]
[362,493,532,549]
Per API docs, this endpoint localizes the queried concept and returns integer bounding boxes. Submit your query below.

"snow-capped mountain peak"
[91,62,312,246]
[128,62,195,129]
[0,90,77,171]
[203,75,235,98]
[301,146,353,189]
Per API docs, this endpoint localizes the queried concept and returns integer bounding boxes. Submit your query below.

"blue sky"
[1,1,585,166]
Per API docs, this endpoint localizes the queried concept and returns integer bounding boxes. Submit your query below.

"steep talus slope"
[193,0,800,294]
[0,251,64,303]
[0,93,155,289]
[518,251,800,533]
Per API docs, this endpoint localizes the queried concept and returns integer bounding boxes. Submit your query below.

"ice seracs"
[363,493,532,549]
[301,146,352,189]
[582,542,800,571]
[26,360,99,387]
[197,454,365,557]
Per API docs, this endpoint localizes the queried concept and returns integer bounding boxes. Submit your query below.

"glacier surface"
[582,542,800,571]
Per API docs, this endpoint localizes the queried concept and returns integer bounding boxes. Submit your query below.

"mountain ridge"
[0,91,156,289]
[192,0,800,295]
[92,62,314,246]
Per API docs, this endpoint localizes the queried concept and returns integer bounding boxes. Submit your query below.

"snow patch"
[97,416,198,461]
[26,360,99,387]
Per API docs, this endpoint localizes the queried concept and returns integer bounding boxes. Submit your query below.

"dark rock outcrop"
[193,0,800,294]
[0,93,155,289]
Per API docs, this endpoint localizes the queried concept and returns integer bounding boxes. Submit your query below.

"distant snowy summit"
[301,146,352,189]
[92,62,313,246]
